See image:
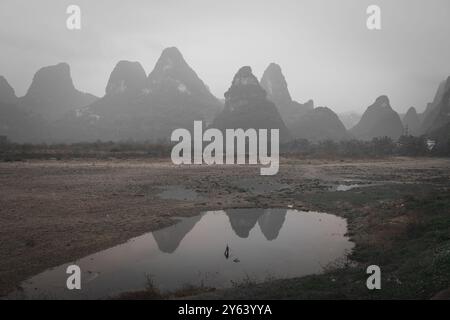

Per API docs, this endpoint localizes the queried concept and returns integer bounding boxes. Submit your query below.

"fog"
[1,0,450,112]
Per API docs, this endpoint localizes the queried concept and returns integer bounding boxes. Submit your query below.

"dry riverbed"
[0,157,449,299]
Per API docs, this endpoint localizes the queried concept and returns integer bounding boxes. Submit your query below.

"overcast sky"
[1,0,449,113]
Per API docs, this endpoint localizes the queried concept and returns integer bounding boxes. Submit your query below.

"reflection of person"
[224,244,240,263]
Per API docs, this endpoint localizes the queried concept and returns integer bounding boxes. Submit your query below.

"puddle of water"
[330,183,374,192]
[9,209,353,300]
[158,186,199,201]
[335,184,363,191]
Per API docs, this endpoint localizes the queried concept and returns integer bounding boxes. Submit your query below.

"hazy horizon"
[1,0,450,113]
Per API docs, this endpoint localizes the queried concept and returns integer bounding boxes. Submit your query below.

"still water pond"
[11,209,353,299]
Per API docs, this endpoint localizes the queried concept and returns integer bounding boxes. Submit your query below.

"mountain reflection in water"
[152,209,287,254]
[226,208,287,241]
[9,209,353,300]
[152,215,202,253]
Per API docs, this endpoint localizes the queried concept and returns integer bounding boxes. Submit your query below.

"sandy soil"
[1,157,449,297]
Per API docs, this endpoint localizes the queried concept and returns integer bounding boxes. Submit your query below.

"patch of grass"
[193,184,450,300]
[114,275,215,300]
[230,274,258,289]
[115,275,163,300]
[169,283,215,298]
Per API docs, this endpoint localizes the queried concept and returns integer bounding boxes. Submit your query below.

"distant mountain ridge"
[402,107,421,136]
[421,77,450,134]
[0,76,17,104]
[260,63,348,141]
[422,79,448,124]
[1,49,449,145]
[18,63,98,121]
[211,66,291,143]
[350,95,404,140]
[338,111,362,130]
[105,60,147,96]
[290,106,349,141]
[55,48,223,142]
[260,63,313,127]
[0,76,40,142]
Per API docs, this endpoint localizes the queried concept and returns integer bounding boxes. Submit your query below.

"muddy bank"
[0,157,449,298]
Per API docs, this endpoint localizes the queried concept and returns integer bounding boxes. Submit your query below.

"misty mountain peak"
[402,106,421,135]
[0,76,17,104]
[420,76,450,134]
[105,60,147,95]
[74,47,221,142]
[260,63,314,127]
[443,76,450,98]
[261,63,283,80]
[405,106,418,116]
[267,62,282,73]
[147,47,216,101]
[350,95,403,140]
[26,63,75,97]
[421,76,450,134]
[374,95,391,109]
[424,78,450,116]
[20,63,97,121]
[212,65,291,142]
[151,47,188,75]
[260,62,292,105]
[442,76,450,93]
[289,106,349,141]
[225,66,266,102]
[160,47,184,62]
[231,66,259,87]
[304,99,314,109]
